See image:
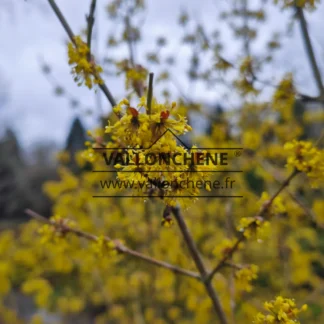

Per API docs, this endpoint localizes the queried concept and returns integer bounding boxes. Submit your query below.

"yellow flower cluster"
[104,97,215,206]
[260,192,287,215]
[91,235,117,257]
[38,215,75,244]
[235,264,259,292]
[57,296,85,313]
[116,60,148,94]
[68,36,104,89]
[126,67,148,90]
[237,216,271,240]
[272,74,295,121]
[22,278,53,308]
[254,296,307,323]
[274,0,318,9]
[284,140,324,188]
[243,130,262,150]
[213,238,240,258]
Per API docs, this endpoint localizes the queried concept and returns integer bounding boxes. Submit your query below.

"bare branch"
[206,169,300,283]
[295,5,324,97]
[147,73,154,115]
[25,209,201,281]
[259,159,321,227]
[48,0,75,44]
[171,206,228,324]
[224,262,247,271]
[86,0,97,57]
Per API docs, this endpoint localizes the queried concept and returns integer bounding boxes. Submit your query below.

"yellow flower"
[115,60,148,95]
[235,264,259,292]
[57,296,85,313]
[68,36,104,89]
[260,191,287,215]
[272,74,295,120]
[284,140,324,188]
[254,296,307,324]
[237,216,270,240]
[274,0,318,9]
[22,278,53,308]
[91,235,117,257]
[102,97,212,207]
[243,130,261,150]
[38,215,75,245]
[213,238,239,258]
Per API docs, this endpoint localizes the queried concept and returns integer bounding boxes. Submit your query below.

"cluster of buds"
[254,296,307,323]
[38,216,75,244]
[68,36,104,89]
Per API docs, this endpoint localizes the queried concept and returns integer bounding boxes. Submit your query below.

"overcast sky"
[0,0,323,149]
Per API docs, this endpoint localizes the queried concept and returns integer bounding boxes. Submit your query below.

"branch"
[147,73,154,115]
[25,209,201,281]
[295,5,324,97]
[266,169,299,206]
[48,0,75,44]
[171,206,228,324]
[224,261,248,271]
[206,169,300,283]
[47,0,117,108]
[259,159,321,227]
[86,0,97,57]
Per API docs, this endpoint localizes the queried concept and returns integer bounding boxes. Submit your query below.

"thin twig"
[295,5,324,97]
[224,261,247,271]
[207,235,245,284]
[86,0,97,57]
[206,169,300,283]
[242,0,250,57]
[48,0,75,44]
[47,0,117,108]
[266,169,299,206]
[259,159,320,227]
[25,209,201,280]
[147,73,154,115]
[288,191,320,226]
[171,206,228,324]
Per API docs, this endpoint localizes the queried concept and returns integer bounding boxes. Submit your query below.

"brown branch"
[206,235,245,284]
[266,169,299,206]
[25,209,201,281]
[295,5,324,97]
[147,73,154,115]
[224,261,247,271]
[47,0,117,108]
[288,191,320,226]
[259,159,321,227]
[171,206,228,324]
[86,0,97,57]
[48,0,75,44]
[206,169,300,283]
